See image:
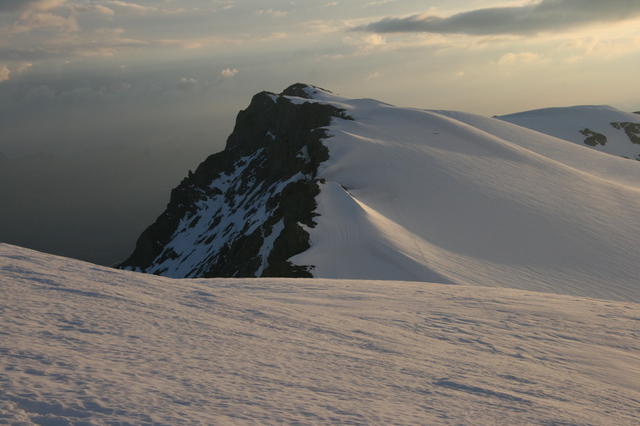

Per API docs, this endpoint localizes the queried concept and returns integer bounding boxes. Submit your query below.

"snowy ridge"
[122,85,640,302]
[497,105,640,160]
[2,243,640,424]
[282,88,640,302]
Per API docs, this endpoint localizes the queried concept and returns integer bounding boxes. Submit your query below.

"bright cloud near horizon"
[1,0,639,155]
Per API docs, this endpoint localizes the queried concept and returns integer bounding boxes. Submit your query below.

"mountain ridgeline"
[497,105,640,160]
[120,84,351,278]
[121,85,640,302]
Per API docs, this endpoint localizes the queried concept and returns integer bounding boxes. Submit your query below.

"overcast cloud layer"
[361,0,640,35]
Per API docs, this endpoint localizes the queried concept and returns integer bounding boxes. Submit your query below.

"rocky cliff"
[119,84,350,278]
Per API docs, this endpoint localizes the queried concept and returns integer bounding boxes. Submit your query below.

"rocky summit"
[120,84,350,278]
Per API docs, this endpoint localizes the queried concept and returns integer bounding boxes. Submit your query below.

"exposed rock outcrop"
[120,84,350,278]
[611,122,640,145]
[579,128,607,147]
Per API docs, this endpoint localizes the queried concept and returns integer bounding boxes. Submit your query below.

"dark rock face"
[119,84,350,278]
[579,128,607,147]
[611,122,640,145]
[281,83,333,99]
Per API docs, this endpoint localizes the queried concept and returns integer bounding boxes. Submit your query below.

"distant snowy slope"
[292,88,640,302]
[2,244,640,425]
[497,105,640,160]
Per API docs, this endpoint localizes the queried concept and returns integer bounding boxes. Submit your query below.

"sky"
[1,0,640,264]
[2,0,640,126]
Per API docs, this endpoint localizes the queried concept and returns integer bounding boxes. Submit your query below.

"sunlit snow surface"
[497,106,640,160]
[2,244,640,425]
[286,88,640,302]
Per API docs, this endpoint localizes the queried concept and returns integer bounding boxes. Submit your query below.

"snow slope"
[497,105,640,160]
[2,243,640,425]
[283,88,640,302]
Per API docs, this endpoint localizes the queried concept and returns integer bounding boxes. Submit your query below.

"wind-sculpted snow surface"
[497,105,640,160]
[2,244,640,425]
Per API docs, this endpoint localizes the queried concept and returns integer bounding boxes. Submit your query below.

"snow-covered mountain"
[120,84,350,278]
[121,84,640,302]
[3,243,640,424]
[497,105,640,160]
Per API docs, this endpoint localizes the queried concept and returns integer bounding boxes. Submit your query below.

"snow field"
[286,89,640,302]
[2,244,640,425]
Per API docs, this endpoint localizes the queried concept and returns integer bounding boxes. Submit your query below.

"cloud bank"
[221,67,238,78]
[360,0,640,35]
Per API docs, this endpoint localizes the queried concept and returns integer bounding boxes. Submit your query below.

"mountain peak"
[281,83,332,99]
[121,86,640,302]
[120,86,350,278]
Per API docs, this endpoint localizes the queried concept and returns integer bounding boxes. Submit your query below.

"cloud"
[104,1,186,16]
[106,1,153,13]
[256,9,288,18]
[6,0,77,34]
[366,0,398,6]
[365,71,381,80]
[0,65,10,82]
[220,68,238,78]
[71,4,114,16]
[177,77,197,90]
[93,5,115,16]
[15,12,78,33]
[359,0,640,36]
[0,62,32,82]
[0,0,64,13]
[14,62,33,73]
[498,52,546,65]
[0,1,24,12]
